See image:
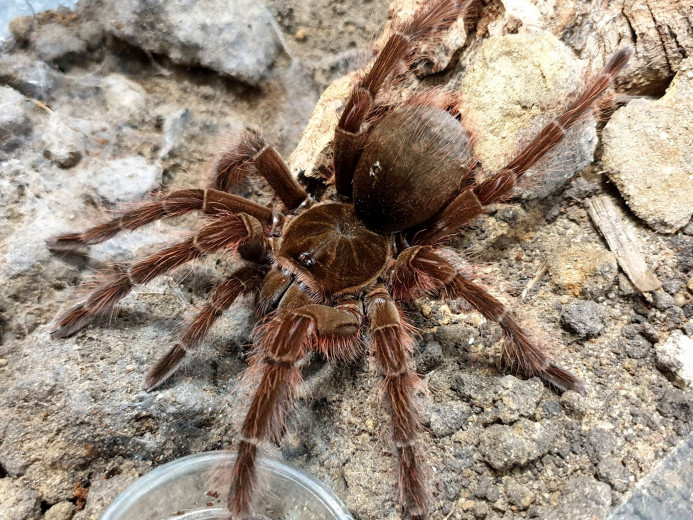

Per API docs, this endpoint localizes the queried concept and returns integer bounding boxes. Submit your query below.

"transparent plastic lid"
[100,451,353,520]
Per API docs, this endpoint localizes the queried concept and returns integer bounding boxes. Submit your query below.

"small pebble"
[294,27,308,42]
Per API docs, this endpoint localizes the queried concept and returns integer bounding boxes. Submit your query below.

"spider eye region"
[278,203,390,295]
[353,105,474,233]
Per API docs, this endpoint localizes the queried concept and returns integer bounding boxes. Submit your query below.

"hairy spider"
[47,0,631,518]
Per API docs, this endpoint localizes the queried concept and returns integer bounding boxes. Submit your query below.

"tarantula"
[48,0,631,518]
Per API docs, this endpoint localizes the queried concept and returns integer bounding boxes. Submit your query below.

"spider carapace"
[47,0,632,518]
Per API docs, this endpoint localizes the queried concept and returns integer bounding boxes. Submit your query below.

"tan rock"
[549,241,618,297]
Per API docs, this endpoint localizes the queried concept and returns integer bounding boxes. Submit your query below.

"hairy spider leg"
[412,47,633,245]
[48,189,272,249]
[51,213,267,339]
[143,265,265,391]
[393,247,584,394]
[228,283,362,519]
[367,284,429,520]
[334,0,471,196]
[214,129,308,209]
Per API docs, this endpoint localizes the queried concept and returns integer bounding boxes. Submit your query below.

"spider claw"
[46,234,87,252]
[540,363,586,395]
[144,344,187,392]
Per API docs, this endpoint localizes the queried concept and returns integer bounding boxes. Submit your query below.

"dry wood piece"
[586,194,661,293]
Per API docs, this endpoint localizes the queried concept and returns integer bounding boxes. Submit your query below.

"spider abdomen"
[353,105,474,233]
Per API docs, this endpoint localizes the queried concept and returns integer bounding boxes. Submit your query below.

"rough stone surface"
[90,157,162,202]
[655,332,693,388]
[91,0,281,85]
[548,241,618,298]
[33,23,87,64]
[44,502,76,520]
[429,401,471,437]
[0,53,60,100]
[0,85,32,152]
[101,74,148,126]
[458,32,597,199]
[603,58,693,233]
[41,112,86,168]
[0,478,42,520]
[560,300,607,338]
[478,419,555,471]
[543,475,611,520]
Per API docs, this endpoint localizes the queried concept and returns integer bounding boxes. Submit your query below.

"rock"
[44,501,76,520]
[9,16,34,45]
[625,333,652,359]
[652,289,675,310]
[505,479,534,509]
[655,332,693,388]
[430,401,471,437]
[0,53,59,100]
[452,372,497,410]
[41,112,86,168]
[414,339,444,373]
[93,0,280,86]
[560,390,589,418]
[560,300,607,338]
[0,86,32,152]
[90,157,162,203]
[478,419,555,471]
[584,428,618,461]
[77,20,104,49]
[33,23,87,64]
[657,387,693,422]
[0,478,41,520]
[597,457,629,492]
[603,58,693,233]
[548,242,618,298]
[496,376,544,424]
[159,106,193,159]
[458,32,597,199]
[101,74,148,126]
[543,475,611,520]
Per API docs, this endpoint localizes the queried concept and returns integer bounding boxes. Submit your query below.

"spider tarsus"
[143,343,187,392]
[540,363,587,395]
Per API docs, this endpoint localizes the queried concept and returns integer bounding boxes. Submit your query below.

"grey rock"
[542,475,611,520]
[655,332,693,388]
[33,23,87,64]
[657,387,693,422]
[625,333,652,359]
[452,372,497,409]
[0,53,59,100]
[560,300,607,338]
[652,289,675,310]
[77,20,104,49]
[93,0,281,85]
[0,478,41,520]
[478,419,555,471]
[597,457,629,492]
[41,112,86,168]
[44,501,76,520]
[430,401,471,437]
[505,479,535,509]
[603,57,693,233]
[0,86,32,152]
[101,74,148,126]
[89,157,162,202]
[495,376,544,424]
[415,339,444,373]
[584,428,618,461]
[159,106,193,159]
[459,32,597,200]
[560,390,589,418]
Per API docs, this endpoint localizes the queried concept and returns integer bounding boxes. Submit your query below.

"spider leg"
[367,284,428,520]
[48,189,272,249]
[214,129,308,209]
[228,289,362,519]
[393,247,584,394]
[143,265,265,391]
[51,213,267,339]
[412,48,632,246]
[334,0,470,196]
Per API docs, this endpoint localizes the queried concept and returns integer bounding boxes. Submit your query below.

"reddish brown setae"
[47,1,632,518]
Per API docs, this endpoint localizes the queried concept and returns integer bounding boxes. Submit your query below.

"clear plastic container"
[100,451,353,520]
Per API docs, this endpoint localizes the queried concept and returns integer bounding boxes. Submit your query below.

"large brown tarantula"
[48,0,631,518]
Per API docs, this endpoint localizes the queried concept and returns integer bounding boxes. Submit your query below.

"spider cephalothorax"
[47,1,631,518]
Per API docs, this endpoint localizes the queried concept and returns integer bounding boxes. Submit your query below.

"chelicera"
[47,0,631,518]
